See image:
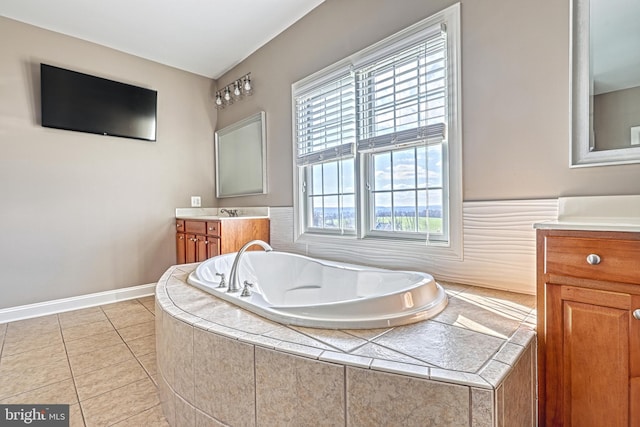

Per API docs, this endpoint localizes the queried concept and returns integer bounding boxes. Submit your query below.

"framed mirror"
[572,0,640,167]
[215,111,267,197]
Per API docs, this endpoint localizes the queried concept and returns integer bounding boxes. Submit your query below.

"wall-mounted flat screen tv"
[40,63,157,141]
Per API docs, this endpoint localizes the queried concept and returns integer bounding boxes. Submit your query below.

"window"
[293,4,461,253]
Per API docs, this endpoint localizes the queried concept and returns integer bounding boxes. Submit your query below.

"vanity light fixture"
[215,73,253,110]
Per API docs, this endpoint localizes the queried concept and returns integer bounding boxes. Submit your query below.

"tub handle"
[215,273,226,288]
[241,281,254,297]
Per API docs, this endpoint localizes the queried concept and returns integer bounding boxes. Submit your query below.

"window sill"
[294,232,463,261]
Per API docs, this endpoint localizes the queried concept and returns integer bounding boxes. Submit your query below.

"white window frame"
[291,3,462,260]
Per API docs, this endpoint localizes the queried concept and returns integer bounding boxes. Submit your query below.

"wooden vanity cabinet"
[175,218,269,264]
[536,229,640,427]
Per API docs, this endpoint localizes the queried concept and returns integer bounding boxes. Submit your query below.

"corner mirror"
[571,0,640,167]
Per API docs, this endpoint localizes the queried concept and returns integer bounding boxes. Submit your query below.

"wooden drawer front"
[206,221,220,236]
[184,220,206,235]
[545,236,640,284]
[176,220,185,232]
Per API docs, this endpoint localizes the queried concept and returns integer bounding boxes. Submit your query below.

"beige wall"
[0,17,216,309]
[216,0,640,207]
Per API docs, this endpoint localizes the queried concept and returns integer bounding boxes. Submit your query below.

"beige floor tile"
[5,315,60,338]
[68,341,134,376]
[2,329,64,356]
[59,308,108,329]
[62,319,115,342]
[138,296,156,314]
[137,352,157,376]
[80,377,160,427]
[0,341,67,370]
[101,300,146,318]
[108,309,155,330]
[64,329,124,357]
[127,334,155,358]
[0,356,71,400]
[118,320,154,342]
[70,403,85,427]
[110,404,169,427]
[0,379,78,405]
[75,358,148,402]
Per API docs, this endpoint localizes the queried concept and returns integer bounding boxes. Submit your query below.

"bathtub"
[187,251,448,329]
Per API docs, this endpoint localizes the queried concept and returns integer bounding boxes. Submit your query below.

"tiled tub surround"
[156,264,537,426]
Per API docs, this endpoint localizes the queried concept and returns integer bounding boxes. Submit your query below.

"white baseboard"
[0,283,156,324]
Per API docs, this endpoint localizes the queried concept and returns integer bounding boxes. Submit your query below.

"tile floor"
[0,296,169,426]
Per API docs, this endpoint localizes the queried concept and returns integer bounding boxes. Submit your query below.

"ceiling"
[0,0,325,79]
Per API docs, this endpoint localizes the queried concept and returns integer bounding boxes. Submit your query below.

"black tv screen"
[40,64,157,141]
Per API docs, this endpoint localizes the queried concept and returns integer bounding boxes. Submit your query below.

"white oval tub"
[187,251,448,329]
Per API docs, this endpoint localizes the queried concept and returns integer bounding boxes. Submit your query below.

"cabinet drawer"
[545,236,640,284]
[206,221,220,236]
[184,220,206,235]
[176,220,185,232]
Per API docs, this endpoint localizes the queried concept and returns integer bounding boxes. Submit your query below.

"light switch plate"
[190,196,201,207]
[631,126,640,146]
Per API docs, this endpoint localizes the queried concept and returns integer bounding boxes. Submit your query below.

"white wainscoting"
[270,199,558,294]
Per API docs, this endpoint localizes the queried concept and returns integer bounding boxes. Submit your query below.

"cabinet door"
[195,235,208,262]
[631,294,640,427]
[546,284,633,427]
[185,234,197,264]
[206,237,220,259]
[176,233,186,264]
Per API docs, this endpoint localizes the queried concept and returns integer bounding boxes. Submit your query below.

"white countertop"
[175,207,269,220]
[534,195,640,233]
[175,215,270,221]
[534,220,640,233]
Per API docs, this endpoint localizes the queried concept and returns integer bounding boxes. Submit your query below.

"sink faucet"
[220,208,238,217]
[228,240,273,293]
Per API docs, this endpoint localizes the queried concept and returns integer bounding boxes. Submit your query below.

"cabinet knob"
[177,224,182,228]
[586,254,601,265]
[179,236,184,240]
[209,227,213,231]
[633,309,640,320]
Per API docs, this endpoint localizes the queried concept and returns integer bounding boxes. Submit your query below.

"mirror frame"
[215,111,267,198]
[571,0,640,167]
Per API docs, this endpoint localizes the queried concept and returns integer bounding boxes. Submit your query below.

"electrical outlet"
[191,196,201,207]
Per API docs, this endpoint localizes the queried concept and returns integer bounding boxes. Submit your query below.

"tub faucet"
[228,240,273,293]
[220,208,238,217]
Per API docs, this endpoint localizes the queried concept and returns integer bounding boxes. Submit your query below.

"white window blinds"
[356,27,447,153]
[295,74,356,166]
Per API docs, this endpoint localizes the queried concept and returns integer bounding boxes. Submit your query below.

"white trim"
[0,283,156,324]
[291,4,463,258]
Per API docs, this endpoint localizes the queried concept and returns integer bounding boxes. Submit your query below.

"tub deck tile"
[373,320,505,372]
[369,359,430,379]
[319,351,373,368]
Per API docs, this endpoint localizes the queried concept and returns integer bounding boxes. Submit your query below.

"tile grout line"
[60,312,88,427]
[105,300,158,389]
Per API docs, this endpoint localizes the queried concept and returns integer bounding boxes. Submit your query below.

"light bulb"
[215,93,222,106]
[243,77,251,92]
[234,82,241,97]
[224,88,231,101]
